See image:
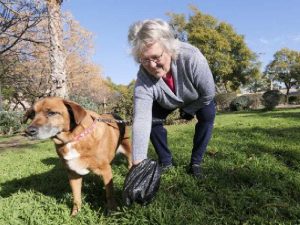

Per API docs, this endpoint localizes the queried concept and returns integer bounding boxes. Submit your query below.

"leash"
[54,116,166,144]
[95,117,166,126]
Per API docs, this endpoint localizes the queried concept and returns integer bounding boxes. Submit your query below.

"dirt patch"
[0,135,40,153]
[276,104,300,109]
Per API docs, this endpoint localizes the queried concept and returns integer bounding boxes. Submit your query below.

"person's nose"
[148,60,157,67]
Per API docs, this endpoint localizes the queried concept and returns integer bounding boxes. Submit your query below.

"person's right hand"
[133,159,143,166]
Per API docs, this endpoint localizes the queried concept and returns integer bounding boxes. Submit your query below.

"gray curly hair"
[128,19,180,63]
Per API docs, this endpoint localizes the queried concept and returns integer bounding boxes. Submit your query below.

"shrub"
[215,93,237,111]
[0,111,23,135]
[261,90,284,110]
[288,95,300,104]
[243,93,263,109]
[230,95,253,111]
[165,109,181,125]
[112,91,133,122]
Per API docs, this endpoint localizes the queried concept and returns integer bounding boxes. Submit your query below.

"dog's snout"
[26,126,38,136]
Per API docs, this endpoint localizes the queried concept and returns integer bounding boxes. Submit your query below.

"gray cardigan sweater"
[132,42,215,161]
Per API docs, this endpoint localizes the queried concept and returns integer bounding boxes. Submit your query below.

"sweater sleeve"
[132,77,154,162]
[183,48,215,114]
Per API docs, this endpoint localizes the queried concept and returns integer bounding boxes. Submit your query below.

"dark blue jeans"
[150,101,215,166]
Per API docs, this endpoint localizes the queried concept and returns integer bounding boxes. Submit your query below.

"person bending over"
[128,19,216,178]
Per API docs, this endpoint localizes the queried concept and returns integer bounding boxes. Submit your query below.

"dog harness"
[72,116,166,142]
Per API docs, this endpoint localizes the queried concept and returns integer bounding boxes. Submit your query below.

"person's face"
[139,42,171,79]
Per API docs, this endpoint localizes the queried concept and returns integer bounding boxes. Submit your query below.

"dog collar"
[73,119,98,142]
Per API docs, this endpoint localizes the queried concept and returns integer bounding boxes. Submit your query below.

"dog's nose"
[26,126,38,136]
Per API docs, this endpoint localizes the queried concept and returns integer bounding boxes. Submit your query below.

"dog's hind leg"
[68,172,83,216]
[118,137,132,169]
[94,164,117,211]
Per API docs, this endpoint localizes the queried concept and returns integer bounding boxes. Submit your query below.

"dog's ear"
[63,100,87,125]
[22,107,35,124]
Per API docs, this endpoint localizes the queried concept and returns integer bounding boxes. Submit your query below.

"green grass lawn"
[0,108,300,225]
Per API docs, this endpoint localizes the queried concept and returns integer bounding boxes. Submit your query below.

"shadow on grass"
[0,157,70,200]
[0,154,130,213]
[244,111,300,120]
[201,125,300,221]
[163,118,300,223]
[211,126,300,165]
[188,165,300,223]
[217,108,300,122]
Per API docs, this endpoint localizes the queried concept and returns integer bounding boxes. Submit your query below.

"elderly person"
[128,19,215,178]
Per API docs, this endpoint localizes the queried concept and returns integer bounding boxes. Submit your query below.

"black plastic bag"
[123,159,161,206]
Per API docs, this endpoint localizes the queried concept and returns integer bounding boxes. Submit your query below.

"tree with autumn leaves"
[0,0,113,110]
[0,0,47,109]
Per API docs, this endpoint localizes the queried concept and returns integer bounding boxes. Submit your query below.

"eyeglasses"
[139,51,164,65]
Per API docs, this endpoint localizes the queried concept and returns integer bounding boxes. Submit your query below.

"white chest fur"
[63,143,90,175]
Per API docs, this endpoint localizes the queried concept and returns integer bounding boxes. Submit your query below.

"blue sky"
[62,0,300,85]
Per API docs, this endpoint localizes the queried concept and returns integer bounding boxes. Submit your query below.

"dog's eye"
[47,111,58,117]
[29,111,35,119]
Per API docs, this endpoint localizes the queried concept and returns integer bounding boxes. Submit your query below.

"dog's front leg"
[68,172,83,216]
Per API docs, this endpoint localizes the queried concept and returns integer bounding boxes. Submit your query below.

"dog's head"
[24,97,87,140]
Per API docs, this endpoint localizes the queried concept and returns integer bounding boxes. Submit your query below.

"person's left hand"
[179,109,194,121]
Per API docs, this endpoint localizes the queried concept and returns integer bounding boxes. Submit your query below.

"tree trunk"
[0,84,3,111]
[47,0,68,98]
[286,88,290,104]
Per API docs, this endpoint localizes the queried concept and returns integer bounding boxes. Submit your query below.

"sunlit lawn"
[0,108,300,225]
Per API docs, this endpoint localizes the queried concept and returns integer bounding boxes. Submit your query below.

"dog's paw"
[107,199,118,211]
[70,205,80,216]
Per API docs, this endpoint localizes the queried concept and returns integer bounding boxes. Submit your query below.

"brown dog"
[24,97,132,216]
